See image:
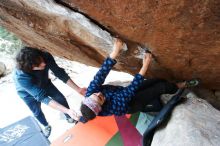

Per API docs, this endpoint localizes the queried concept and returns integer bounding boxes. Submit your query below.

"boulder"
[0,62,6,76]
[0,0,220,89]
[151,92,220,146]
[214,91,220,100]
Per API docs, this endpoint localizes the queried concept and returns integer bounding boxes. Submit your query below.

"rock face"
[0,62,6,76]
[151,92,220,146]
[0,0,220,89]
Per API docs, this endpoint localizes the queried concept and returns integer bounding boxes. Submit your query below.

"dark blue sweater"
[85,57,144,116]
[13,52,70,104]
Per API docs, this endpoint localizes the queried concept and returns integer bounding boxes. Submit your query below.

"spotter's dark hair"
[15,47,44,73]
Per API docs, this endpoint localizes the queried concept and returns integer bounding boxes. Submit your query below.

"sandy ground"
[0,56,133,142]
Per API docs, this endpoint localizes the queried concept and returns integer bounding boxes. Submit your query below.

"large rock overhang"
[0,0,219,89]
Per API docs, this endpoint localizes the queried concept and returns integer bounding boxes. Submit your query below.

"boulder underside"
[0,0,219,89]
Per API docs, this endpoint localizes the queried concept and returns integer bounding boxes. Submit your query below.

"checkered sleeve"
[85,57,117,97]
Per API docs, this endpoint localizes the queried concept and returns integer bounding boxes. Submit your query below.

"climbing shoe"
[185,79,200,88]
[43,125,51,138]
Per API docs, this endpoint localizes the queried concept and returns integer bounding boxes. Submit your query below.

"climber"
[79,38,199,123]
[13,47,87,137]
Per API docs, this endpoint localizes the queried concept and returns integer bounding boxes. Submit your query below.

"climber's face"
[90,92,105,105]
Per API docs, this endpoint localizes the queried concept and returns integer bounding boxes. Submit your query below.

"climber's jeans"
[22,82,71,126]
[128,79,178,113]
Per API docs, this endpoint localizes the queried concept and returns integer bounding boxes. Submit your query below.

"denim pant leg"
[22,97,48,126]
[46,83,71,119]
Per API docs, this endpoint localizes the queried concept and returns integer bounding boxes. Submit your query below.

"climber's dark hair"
[15,46,44,73]
[80,103,96,122]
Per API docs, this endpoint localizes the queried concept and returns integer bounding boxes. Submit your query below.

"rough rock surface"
[0,62,6,76]
[192,88,220,110]
[0,0,220,89]
[151,92,220,146]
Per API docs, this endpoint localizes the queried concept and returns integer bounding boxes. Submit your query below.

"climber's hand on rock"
[139,53,152,76]
[110,38,124,59]
[143,53,152,68]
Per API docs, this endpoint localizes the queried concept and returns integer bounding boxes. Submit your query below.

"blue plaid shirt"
[85,57,144,116]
